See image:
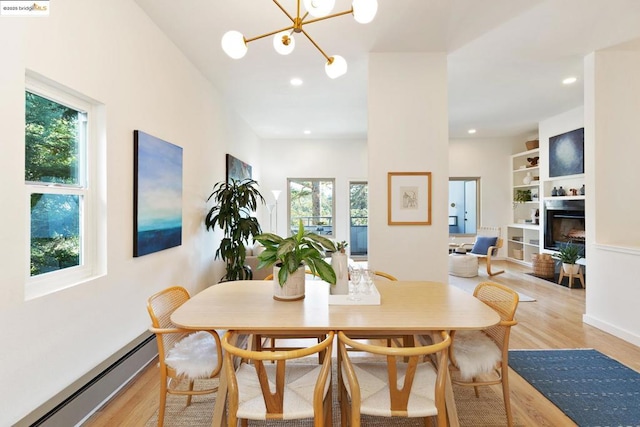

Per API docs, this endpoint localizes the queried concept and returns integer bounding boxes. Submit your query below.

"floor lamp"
[271,190,281,234]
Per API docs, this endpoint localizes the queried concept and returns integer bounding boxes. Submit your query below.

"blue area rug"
[509,349,640,427]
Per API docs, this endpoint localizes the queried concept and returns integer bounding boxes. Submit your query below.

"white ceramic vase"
[272,264,306,301]
[523,172,532,185]
[330,252,349,295]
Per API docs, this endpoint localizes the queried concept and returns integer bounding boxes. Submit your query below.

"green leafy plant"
[254,219,337,286]
[205,178,265,281]
[514,189,532,204]
[336,240,348,253]
[552,241,582,264]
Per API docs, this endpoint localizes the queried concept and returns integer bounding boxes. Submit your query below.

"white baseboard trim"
[583,314,640,347]
[15,332,157,427]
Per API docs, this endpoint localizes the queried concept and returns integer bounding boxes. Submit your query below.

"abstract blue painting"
[134,130,183,257]
[549,128,584,178]
[226,154,252,183]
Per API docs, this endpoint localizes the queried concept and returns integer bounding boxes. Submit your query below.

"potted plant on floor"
[205,178,265,281]
[552,240,582,275]
[254,219,336,301]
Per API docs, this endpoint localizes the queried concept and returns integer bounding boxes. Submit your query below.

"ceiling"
[133,0,640,140]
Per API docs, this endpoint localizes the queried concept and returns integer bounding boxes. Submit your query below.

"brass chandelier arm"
[302,8,354,26]
[272,0,295,23]
[301,28,330,62]
[245,25,295,44]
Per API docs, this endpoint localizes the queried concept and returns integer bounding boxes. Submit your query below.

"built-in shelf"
[542,195,585,201]
[509,149,541,266]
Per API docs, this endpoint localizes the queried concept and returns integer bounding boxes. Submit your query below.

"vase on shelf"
[579,184,585,195]
[523,172,532,185]
[551,187,558,196]
[558,186,566,196]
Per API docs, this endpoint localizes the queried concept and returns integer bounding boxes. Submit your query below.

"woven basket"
[525,139,539,150]
[513,249,523,260]
[532,254,555,278]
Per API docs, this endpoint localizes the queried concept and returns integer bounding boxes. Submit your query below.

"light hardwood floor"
[84,261,640,426]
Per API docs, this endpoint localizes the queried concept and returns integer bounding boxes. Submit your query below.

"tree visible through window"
[288,178,334,236]
[26,90,86,276]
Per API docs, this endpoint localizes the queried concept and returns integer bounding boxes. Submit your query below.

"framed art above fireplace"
[549,127,584,177]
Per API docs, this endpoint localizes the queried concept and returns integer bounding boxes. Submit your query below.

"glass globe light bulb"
[303,0,335,17]
[273,31,295,55]
[352,0,378,24]
[221,30,247,59]
[325,55,347,79]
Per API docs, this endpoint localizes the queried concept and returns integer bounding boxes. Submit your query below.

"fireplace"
[544,199,585,254]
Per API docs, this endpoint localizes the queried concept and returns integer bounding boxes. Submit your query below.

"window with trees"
[25,75,101,294]
[349,181,368,256]
[287,178,334,236]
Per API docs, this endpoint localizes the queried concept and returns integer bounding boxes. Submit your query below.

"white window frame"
[25,73,105,299]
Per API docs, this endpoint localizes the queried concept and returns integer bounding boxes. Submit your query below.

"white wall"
[368,53,449,282]
[449,137,523,252]
[582,46,640,346]
[258,139,367,244]
[0,0,259,423]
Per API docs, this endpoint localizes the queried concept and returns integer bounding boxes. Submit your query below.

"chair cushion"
[452,330,501,380]
[341,362,439,418]
[165,331,219,379]
[470,236,498,255]
[235,363,330,420]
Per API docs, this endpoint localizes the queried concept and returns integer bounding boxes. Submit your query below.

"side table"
[558,265,585,288]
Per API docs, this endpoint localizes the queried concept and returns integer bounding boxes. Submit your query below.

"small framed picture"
[387,172,432,225]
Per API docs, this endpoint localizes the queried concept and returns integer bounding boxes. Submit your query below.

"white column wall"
[582,48,640,346]
[0,0,260,423]
[367,53,449,282]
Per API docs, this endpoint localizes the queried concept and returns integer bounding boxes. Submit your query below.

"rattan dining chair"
[337,330,451,427]
[147,286,223,427]
[221,330,335,426]
[447,281,519,427]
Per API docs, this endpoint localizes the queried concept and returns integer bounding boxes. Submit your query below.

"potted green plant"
[205,178,265,281]
[552,241,583,274]
[514,189,532,204]
[254,219,337,300]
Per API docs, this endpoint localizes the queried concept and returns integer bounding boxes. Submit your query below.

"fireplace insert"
[544,199,585,254]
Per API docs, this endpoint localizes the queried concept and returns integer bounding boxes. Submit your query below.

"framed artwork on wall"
[133,130,183,257]
[549,127,584,177]
[226,154,252,183]
[387,172,432,225]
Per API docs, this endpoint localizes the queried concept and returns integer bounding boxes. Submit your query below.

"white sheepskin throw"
[165,331,219,379]
[452,330,501,381]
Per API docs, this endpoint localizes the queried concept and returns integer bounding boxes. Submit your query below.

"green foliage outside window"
[26,91,83,276]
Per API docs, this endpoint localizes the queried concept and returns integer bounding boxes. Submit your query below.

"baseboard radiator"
[15,332,158,427]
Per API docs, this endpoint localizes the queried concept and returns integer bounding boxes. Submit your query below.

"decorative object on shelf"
[514,189,532,206]
[551,187,558,197]
[531,191,538,200]
[531,208,539,225]
[526,156,539,167]
[549,128,584,177]
[558,186,566,196]
[569,188,578,196]
[220,0,378,79]
[205,178,265,281]
[525,139,539,150]
[579,184,585,195]
[523,172,533,185]
[388,172,432,225]
[513,249,523,260]
[255,219,337,300]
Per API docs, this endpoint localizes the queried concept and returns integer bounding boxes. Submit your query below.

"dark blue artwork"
[226,154,252,183]
[134,131,183,257]
[549,128,584,177]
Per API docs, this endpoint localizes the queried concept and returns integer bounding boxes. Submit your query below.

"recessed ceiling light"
[468,129,477,134]
[290,78,303,86]
[303,130,311,135]
[563,76,577,85]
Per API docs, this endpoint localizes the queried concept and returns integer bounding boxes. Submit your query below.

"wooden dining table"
[171,279,500,427]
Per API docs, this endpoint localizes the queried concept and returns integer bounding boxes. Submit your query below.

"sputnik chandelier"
[221,0,378,79]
